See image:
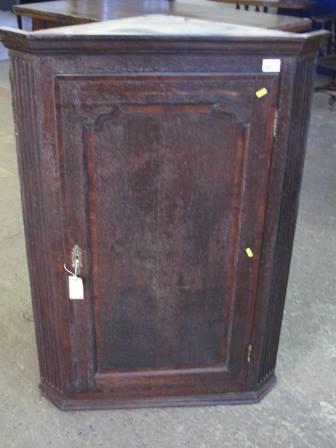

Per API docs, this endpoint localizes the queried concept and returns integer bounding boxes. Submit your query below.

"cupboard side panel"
[9,53,63,392]
[258,52,317,384]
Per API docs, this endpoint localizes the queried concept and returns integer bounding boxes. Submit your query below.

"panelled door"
[55,73,278,397]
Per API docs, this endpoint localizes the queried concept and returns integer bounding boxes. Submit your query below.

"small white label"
[68,275,84,300]
[262,59,281,73]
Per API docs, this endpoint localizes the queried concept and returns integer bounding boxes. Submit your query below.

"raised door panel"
[55,74,278,396]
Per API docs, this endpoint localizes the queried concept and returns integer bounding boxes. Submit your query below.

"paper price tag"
[68,275,84,300]
[262,59,281,73]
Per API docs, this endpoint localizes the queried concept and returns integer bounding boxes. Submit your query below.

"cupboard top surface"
[1,9,327,55]
[31,15,299,38]
[1,14,324,55]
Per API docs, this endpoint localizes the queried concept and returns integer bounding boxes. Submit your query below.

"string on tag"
[64,258,80,277]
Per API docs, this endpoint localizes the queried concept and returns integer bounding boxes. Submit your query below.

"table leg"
[16,14,22,30]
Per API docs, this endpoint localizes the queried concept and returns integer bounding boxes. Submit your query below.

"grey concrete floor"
[0,59,335,447]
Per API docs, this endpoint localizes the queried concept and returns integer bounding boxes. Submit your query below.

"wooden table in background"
[13,0,312,32]
[213,0,314,9]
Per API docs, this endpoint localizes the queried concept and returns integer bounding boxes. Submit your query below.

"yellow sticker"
[246,248,254,258]
[256,88,268,98]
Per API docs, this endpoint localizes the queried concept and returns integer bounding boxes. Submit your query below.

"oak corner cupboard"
[0,16,325,411]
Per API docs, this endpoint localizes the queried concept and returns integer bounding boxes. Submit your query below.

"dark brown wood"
[0,19,325,410]
[13,0,312,32]
[55,72,278,394]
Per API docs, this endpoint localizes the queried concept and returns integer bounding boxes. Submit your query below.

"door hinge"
[247,344,253,364]
[273,110,279,139]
